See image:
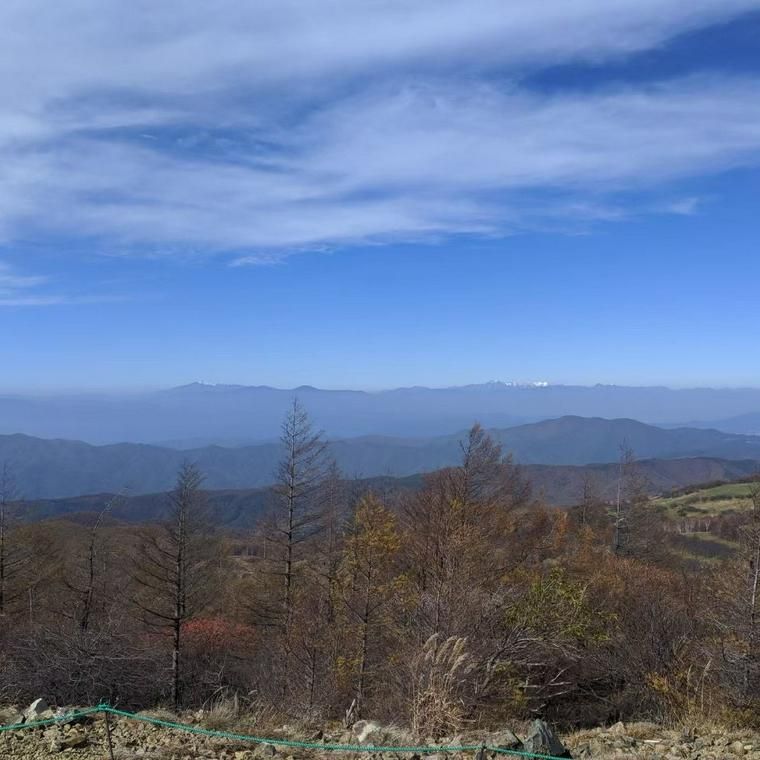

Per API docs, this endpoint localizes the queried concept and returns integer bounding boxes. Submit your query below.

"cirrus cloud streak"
[1,1,760,261]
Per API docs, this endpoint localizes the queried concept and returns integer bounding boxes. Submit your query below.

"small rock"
[491,729,522,751]
[58,730,88,750]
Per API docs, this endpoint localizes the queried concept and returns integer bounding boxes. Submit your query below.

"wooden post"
[104,710,115,760]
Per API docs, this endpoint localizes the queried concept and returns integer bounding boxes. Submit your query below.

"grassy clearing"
[655,482,756,518]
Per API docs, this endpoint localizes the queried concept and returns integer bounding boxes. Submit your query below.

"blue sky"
[2,1,760,391]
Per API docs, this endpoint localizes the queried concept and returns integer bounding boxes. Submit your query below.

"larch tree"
[339,493,404,719]
[315,460,349,622]
[294,459,349,713]
[268,399,330,631]
[402,424,526,643]
[133,462,217,710]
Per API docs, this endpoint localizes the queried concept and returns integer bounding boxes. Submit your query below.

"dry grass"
[411,634,474,740]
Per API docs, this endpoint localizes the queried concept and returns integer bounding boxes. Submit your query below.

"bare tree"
[268,399,330,631]
[133,462,217,710]
[613,446,629,555]
[613,445,652,556]
[65,495,121,631]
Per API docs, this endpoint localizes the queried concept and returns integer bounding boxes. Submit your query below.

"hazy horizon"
[5,379,760,397]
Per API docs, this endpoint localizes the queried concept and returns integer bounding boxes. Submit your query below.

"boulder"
[523,720,572,758]
[18,697,54,725]
[352,720,382,744]
[27,698,49,716]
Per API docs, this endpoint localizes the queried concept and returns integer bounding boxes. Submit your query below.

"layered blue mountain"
[2,415,760,500]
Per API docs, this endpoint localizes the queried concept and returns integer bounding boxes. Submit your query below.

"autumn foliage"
[1,409,760,735]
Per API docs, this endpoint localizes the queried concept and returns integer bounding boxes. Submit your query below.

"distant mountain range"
[3,382,760,444]
[2,416,760,500]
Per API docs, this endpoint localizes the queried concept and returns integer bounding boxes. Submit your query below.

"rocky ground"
[565,721,760,759]
[3,702,760,759]
[1,713,258,759]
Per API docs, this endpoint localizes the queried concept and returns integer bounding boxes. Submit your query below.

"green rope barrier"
[99,705,479,753]
[2,703,570,760]
[97,706,568,760]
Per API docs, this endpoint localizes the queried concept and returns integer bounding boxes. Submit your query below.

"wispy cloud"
[0,263,53,306]
[5,76,760,251]
[0,295,67,307]
[663,197,703,216]
[0,263,47,291]
[1,1,759,259]
[0,262,129,307]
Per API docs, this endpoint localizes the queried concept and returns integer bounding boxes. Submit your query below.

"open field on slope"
[655,481,756,518]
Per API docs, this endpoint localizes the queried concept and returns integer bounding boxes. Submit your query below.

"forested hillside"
[2,402,760,736]
[12,457,760,527]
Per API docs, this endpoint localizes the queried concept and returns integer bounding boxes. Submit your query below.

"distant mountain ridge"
[2,416,760,499]
[683,412,760,436]
[487,416,760,464]
[3,382,760,444]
